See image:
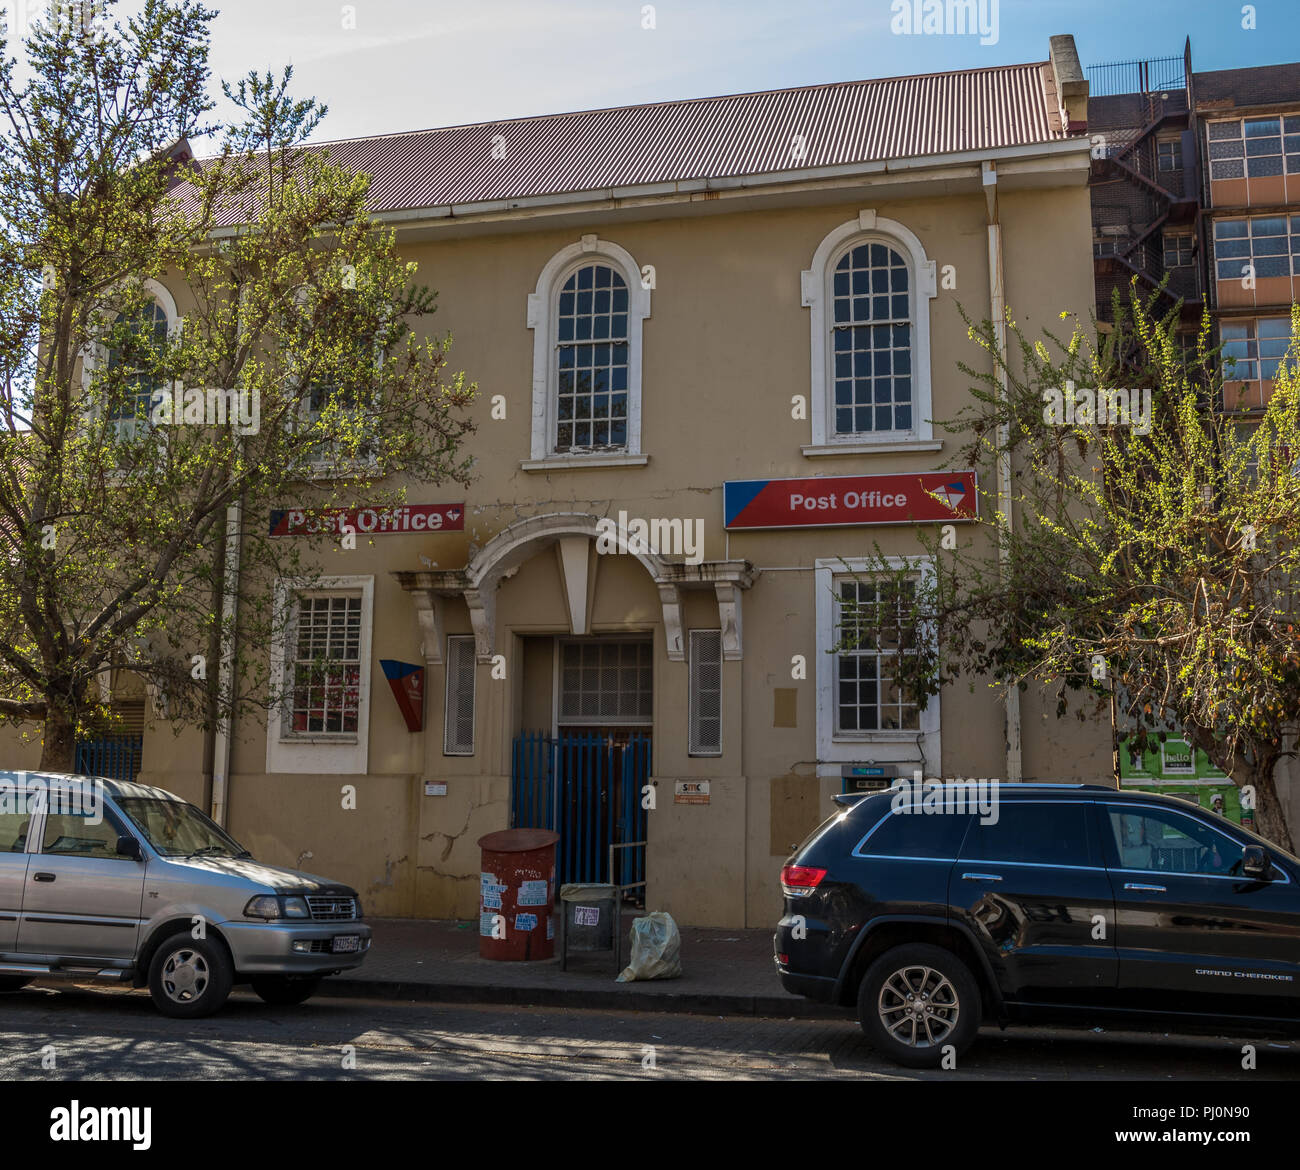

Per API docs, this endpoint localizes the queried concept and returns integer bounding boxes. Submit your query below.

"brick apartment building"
[1088,42,1300,409]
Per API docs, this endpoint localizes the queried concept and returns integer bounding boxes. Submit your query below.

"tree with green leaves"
[0,0,475,770]
[845,287,1300,847]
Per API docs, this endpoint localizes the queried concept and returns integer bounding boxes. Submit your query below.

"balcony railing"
[1087,56,1187,98]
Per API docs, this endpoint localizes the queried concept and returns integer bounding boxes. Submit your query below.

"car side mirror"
[1242,845,1269,879]
[116,835,143,862]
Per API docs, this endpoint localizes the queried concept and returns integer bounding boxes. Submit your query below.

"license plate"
[332,935,361,953]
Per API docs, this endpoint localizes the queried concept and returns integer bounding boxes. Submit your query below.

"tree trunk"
[40,700,77,773]
[1235,762,1291,851]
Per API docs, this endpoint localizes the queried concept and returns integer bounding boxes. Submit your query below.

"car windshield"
[116,797,249,858]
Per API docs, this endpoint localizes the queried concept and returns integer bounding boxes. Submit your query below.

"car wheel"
[0,976,31,992]
[250,976,322,1007]
[858,943,981,1068]
[148,932,233,1019]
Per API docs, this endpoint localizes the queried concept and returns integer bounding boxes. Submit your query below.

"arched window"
[92,279,179,442]
[106,301,169,439]
[802,212,937,454]
[555,261,629,451]
[830,242,912,435]
[527,235,651,467]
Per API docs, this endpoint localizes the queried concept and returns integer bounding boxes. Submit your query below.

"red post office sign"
[269,503,464,537]
[723,472,977,530]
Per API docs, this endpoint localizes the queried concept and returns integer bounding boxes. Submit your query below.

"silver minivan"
[0,772,371,1017]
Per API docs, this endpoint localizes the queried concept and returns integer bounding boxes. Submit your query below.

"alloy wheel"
[877,963,960,1048]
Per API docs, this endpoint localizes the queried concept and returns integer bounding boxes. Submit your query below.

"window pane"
[1104,806,1244,876]
[860,808,970,859]
[959,802,1093,867]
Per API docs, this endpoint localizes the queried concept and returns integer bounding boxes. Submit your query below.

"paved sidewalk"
[322,916,841,1018]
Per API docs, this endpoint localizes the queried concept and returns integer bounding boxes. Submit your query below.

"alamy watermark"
[1,0,106,40]
[0,774,104,825]
[889,0,999,46]
[149,387,260,435]
[1042,381,1152,435]
[889,772,1000,824]
[595,511,704,565]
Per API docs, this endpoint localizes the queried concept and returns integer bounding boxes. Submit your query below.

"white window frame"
[81,278,182,443]
[266,574,374,774]
[801,212,938,457]
[814,556,940,778]
[524,234,651,470]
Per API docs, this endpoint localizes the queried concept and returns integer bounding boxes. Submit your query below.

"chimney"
[1049,34,1089,132]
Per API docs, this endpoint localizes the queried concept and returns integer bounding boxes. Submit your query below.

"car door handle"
[32,872,55,882]
[1123,882,1166,892]
[961,872,1002,882]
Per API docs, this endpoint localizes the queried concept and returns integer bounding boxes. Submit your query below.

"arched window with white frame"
[86,278,180,443]
[801,212,937,454]
[526,235,651,467]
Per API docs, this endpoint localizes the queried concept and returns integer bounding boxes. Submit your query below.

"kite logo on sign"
[932,481,970,512]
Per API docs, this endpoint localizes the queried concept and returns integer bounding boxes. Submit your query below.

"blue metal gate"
[511,731,650,894]
[74,735,143,782]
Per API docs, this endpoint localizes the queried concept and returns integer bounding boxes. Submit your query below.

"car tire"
[0,976,31,992]
[858,943,982,1068]
[250,976,322,1007]
[147,932,233,1019]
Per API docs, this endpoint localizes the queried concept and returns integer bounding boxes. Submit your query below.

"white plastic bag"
[616,911,682,982]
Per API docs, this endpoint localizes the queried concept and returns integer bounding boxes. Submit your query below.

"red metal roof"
[205,61,1071,221]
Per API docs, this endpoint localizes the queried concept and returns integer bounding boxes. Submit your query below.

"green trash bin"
[559,883,621,973]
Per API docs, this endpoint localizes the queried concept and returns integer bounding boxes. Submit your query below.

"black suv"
[774,783,1300,1066]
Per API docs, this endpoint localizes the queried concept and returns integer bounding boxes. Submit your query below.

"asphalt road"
[2,982,1299,1080]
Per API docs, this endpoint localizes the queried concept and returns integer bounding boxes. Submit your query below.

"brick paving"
[323,915,840,1018]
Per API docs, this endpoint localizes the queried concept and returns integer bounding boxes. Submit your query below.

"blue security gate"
[74,735,143,782]
[511,731,650,896]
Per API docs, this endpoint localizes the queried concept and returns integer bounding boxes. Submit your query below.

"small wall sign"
[674,779,711,805]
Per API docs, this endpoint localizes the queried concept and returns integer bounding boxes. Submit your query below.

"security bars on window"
[831,243,912,435]
[288,594,362,735]
[688,629,723,756]
[834,577,920,733]
[555,263,630,452]
[444,635,476,756]
[559,640,652,725]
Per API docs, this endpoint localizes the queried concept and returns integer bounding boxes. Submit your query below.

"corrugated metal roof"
[205,61,1071,221]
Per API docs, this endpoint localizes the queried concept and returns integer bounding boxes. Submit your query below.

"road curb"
[318,977,845,1019]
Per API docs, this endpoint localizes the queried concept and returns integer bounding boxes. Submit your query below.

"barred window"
[558,640,652,725]
[555,263,630,452]
[688,629,722,756]
[1157,138,1181,171]
[287,593,363,735]
[834,577,920,733]
[830,243,912,435]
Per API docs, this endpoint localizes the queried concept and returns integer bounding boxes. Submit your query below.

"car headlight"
[244,895,312,920]
[244,895,282,919]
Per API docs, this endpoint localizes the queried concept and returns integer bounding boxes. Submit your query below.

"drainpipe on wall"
[210,493,243,828]
[983,159,1023,783]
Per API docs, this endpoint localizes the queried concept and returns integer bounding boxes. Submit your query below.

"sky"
[181,0,1300,144]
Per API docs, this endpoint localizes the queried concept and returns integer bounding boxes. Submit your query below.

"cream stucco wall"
[0,154,1115,927]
